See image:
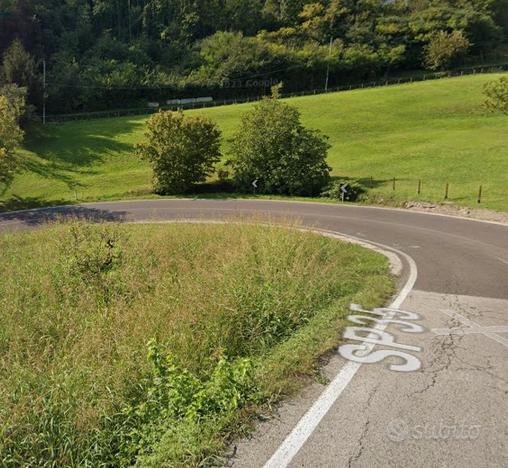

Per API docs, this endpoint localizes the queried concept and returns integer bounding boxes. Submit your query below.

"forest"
[1,0,507,114]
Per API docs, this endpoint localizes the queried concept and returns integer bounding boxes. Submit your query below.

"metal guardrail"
[44,64,507,123]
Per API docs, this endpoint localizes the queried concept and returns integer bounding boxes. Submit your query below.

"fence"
[44,64,508,123]
[346,176,497,207]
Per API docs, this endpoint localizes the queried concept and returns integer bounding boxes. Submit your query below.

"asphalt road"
[1,199,507,467]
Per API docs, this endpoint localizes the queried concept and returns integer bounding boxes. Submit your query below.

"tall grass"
[0,221,393,466]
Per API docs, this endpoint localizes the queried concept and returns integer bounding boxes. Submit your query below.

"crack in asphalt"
[455,353,508,393]
[347,382,380,467]
[413,332,465,395]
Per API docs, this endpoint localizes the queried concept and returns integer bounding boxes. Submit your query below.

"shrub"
[60,222,123,279]
[483,76,508,114]
[424,30,470,70]
[118,340,258,465]
[321,179,366,202]
[231,97,331,196]
[136,111,222,194]
[0,85,25,190]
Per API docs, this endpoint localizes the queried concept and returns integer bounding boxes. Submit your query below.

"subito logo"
[386,419,409,442]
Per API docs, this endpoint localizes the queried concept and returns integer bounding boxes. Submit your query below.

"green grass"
[0,221,393,466]
[2,73,507,211]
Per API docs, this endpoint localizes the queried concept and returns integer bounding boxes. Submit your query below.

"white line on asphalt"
[434,309,508,348]
[262,232,418,468]
[432,325,508,335]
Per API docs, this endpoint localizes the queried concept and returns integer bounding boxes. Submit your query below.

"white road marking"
[432,310,508,348]
[432,325,508,335]
[263,233,418,468]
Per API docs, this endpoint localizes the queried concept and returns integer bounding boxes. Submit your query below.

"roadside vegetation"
[0,84,26,190]
[230,87,331,196]
[0,221,393,466]
[135,111,222,194]
[484,75,508,114]
[1,73,507,212]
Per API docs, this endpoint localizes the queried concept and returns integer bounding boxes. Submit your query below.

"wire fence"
[343,175,499,207]
[45,63,508,123]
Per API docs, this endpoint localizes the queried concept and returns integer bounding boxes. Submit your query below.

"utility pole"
[325,36,333,92]
[128,0,132,41]
[42,59,46,125]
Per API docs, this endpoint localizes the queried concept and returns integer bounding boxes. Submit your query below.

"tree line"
[0,0,507,114]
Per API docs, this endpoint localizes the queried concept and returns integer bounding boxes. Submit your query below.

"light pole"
[42,59,46,125]
[325,37,333,92]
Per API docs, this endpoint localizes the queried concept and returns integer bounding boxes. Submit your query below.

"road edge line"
[262,231,418,468]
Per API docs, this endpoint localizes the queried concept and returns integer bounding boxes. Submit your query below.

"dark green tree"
[136,111,222,194]
[231,93,331,196]
[1,39,38,102]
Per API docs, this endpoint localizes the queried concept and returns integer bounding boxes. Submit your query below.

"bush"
[136,111,222,194]
[321,179,366,202]
[60,222,123,280]
[118,340,258,465]
[231,97,331,196]
[0,85,25,190]
[484,76,508,114]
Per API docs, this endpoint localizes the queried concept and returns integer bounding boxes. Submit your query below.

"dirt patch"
[403,201,508,224]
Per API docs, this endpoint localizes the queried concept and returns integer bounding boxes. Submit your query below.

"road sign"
[252,179,258,189]
[340,183,349,201]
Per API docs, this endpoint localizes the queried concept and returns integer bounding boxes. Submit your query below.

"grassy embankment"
[0,222,393,466]
[2,72,507,211]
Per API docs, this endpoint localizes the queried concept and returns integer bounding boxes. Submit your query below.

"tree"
[231,94,331,196]
[483,77,508,114]
[0,85,25,190]
[1,39,38,103]
[423,30,470,70]
[135,111,222,194]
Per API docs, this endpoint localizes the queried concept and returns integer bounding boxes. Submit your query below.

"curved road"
[1,199,507,467]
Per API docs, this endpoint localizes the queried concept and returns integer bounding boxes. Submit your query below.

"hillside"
[2,73,508,212]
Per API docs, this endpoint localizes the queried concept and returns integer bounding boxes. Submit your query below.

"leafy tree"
[483,77,508,114]
[1,39,38,103]
[231,93,331,196]
[423,30,470,70]
[195,31,277,85]
[136,110,221,194]
[0,85,25,190]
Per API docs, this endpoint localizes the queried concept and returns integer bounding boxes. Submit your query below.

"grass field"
[0,221,392,466]
[2,73,507,211]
